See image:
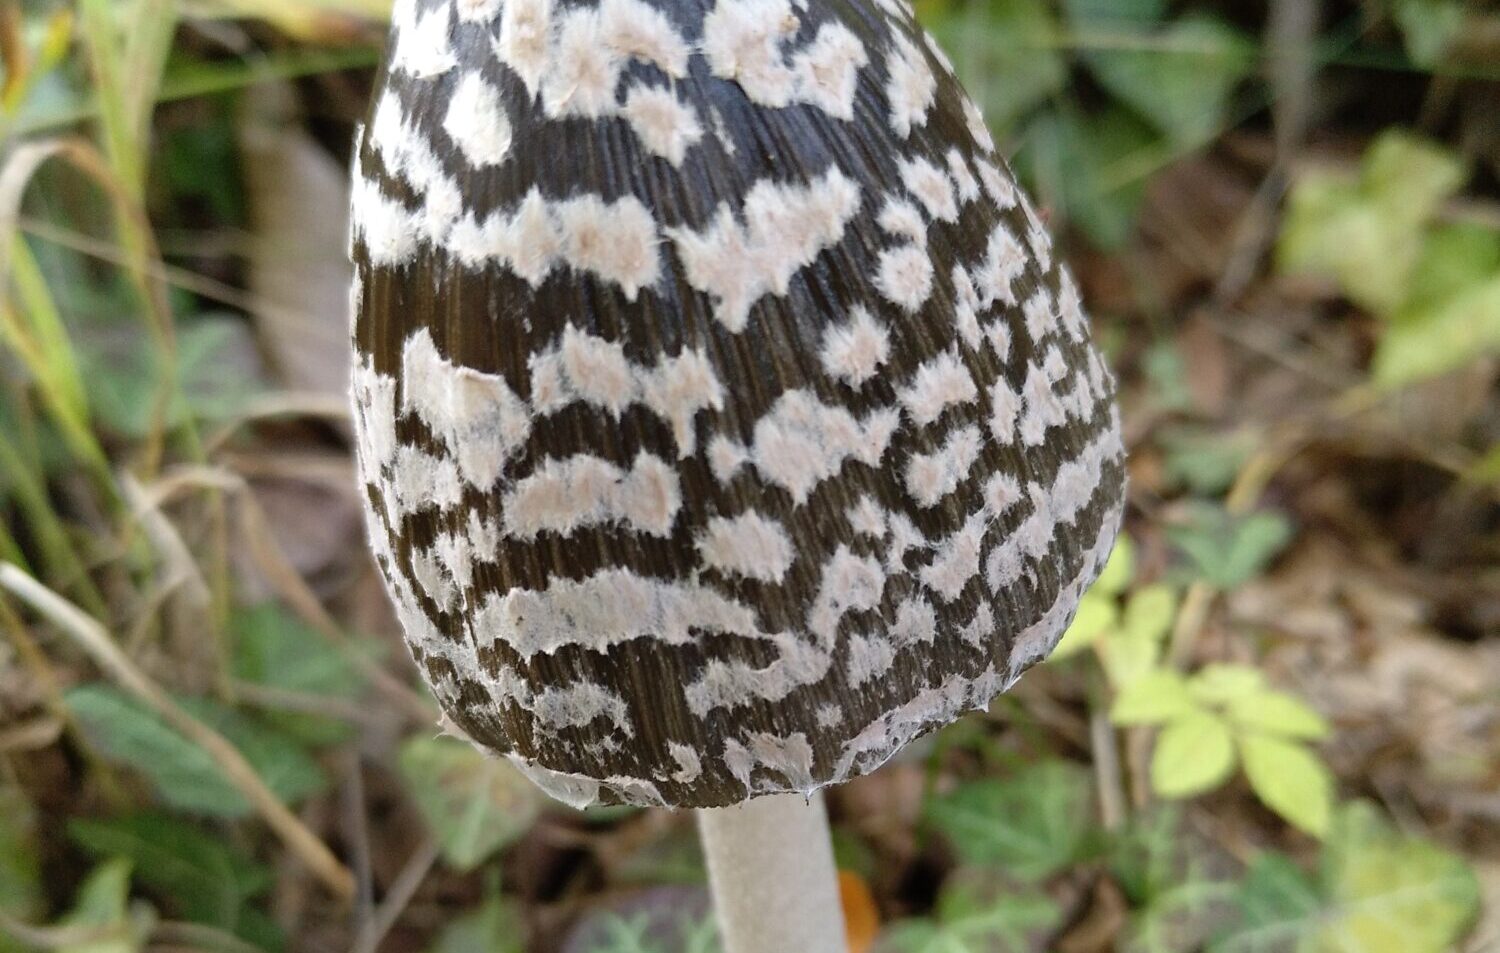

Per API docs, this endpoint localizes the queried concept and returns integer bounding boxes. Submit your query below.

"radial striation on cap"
[351,0,1126,809]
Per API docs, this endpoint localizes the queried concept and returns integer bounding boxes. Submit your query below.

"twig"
[351,839,441,953]
[0,563,356,901]
[1089,708,1127,832]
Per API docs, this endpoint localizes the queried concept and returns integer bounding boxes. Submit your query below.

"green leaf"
[1239,735,1333,838]
[1051,592,1117,659]
[231,604,364,745]
[84,316,263,438]
[66,685,326,817]
[926,0,1067,135]
[883,879,1060,953]
[397,736,544,871]
[1403,222,1500,316]
[1062,0,1167,27]
[1168,507,1293,589]
[1081,15,1253,146]
[68,814,271,932]
[1095,535,1136,595]
[1392,0,1468,65]
[0,785,43,953]
[1151,711,1235,799]
[1160,427,1255,496]
[1111,669,1198,726]
[925,761,1095,882]
[56,859,151,953]
[1373,275,1500,388]
[1187,664,1266,706]
[1278,132,1468,317]
[1210,852,1322,953]
[426,894,526,953]
[1226,691,1329,741]
[1018,105,1156,249]
[1315,803,1480,953]
[1122,585,1177,644]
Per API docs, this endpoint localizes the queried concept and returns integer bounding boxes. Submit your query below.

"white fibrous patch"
[986,427,1121,591]
[877,197,926,244]
[975,158,1015,209]
[1022,199,1054,273]
[401,330,532,487]
[890,597,937,645]
[790,23,869,120]
[708,106,738,155]
[599,0,692,76]
[876,243,934,313]
[351,358,398,473]
[444,71,513,167]
[526,678,632,735]
[554,194,661,300]
[989,377,1021,443]
[962,95,997,155]
[898,156,958,222]
[669,742,703,783]
[411,545,457,609]
[905,424,982,507]
[950,265,982,350]
[1023,288,1057,345]
[528,329,724,455]
[884,31,936,137]
[960,603,993,648]
[748,390,899,503]
[701,0,802,106]
[455,0,502,22]
[819,307,890,386]
[364,91,464,250]
[922,28,956,76]
[985,320,1013,365]
[974,221,1027,308]
[475,568,767,658]
[847,496,886,538]
[846,633,895,688]
[671,167,861,332]
[622,84,704,166]
[833,667,1002,783]
[452,189,661,299]
[392,2,457,78]
[899,350,977,426]
[697,512,795,582]
[807,545,886,646]
[919,513,985,602]
[702,0,869,118]
[707,435,749,483]
[686,634,830,715]
[1059,271,1088,342]
[1042,345,1068,384]
[723,731,817,794]
[494,0,553,97]
[389,445,464,517]
[541,10,624,118]
[502,452,681,538]
[885,511,927,573]
[983,472,1021,516]
[351,170,419,266]
[1018,363,1067,447]
[946,148,980,204]
[816,705,844,728]
[507,756,602,810]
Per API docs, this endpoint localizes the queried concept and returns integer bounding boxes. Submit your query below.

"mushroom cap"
[351,0,1125,809]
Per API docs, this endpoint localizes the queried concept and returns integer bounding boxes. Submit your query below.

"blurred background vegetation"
[0,0,1497,951]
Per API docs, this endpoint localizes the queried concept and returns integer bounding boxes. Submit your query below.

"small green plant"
[1279,130,1500,388]
[1113,663,1334,836]
[920,0,1255,247]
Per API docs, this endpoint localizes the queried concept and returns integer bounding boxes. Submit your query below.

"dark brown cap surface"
[352,0,1125,808]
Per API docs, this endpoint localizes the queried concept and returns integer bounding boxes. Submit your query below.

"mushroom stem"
[697,791,849,953]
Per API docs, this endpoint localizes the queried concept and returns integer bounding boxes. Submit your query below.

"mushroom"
[349,0,1125,949]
